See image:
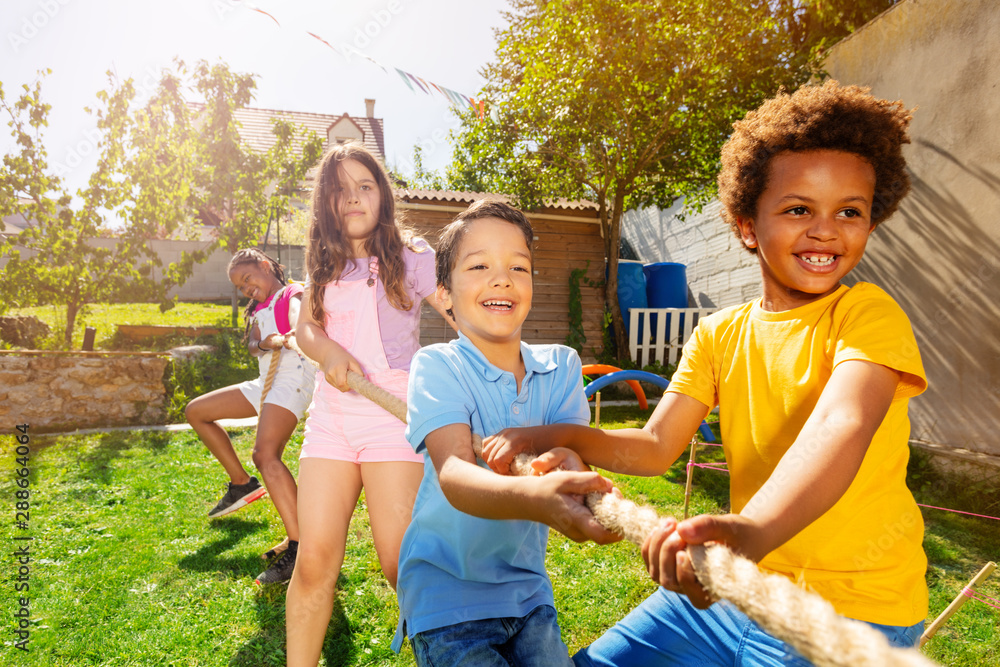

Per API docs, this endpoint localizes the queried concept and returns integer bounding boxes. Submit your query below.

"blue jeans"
[573,588,924,666]
[411,604,572,667]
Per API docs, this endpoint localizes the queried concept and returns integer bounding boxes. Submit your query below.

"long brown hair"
[227,248,286,343]
[306,142,423,322]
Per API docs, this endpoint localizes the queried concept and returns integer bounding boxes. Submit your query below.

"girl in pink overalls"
[287,142,453,666]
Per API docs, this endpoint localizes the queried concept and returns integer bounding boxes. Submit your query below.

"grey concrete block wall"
[147,241,306,302]
[621,199,760,309]
[2,237,308,303]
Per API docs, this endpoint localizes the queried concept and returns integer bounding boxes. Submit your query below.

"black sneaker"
[207,476,267,518]
[255,541,297,585]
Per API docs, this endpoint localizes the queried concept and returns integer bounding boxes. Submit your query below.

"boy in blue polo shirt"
[390,199,619,666]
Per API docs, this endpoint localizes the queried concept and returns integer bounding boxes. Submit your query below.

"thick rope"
[278,334,937,667]
[258,347,282,412]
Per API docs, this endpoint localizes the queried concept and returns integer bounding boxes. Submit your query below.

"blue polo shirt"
[392,333,590,651]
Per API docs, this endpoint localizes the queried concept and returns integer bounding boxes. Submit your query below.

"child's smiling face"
[228,260,280,303]
[737,149,877,312]
[437,216,533,350]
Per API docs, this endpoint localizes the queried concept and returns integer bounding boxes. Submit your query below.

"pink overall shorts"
[300,258,423,464]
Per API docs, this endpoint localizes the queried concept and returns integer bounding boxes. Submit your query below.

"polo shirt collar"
[454,333,558,383]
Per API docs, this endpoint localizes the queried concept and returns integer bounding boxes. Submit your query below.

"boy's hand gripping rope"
[277,334,937,667]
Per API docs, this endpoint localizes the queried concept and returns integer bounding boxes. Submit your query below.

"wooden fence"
[628,308,715,366]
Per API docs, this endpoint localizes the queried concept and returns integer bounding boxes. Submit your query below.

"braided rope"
[258,347,282,412]
[278,334,937,666]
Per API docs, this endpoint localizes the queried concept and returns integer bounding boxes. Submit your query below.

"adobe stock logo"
[7,0,73,54]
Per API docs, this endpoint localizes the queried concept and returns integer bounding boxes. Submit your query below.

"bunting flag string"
[237,1,490,119]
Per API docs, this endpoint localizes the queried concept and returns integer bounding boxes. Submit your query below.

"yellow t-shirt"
[668,282,928,626]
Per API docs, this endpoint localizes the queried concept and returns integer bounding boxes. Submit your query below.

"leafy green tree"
[183,60,323,325]
[393,144,447,191]
[0,72,190,346]
[0,62,323,346]
[446,0,899,357]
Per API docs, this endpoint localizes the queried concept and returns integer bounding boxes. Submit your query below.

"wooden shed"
[397,189,607,361]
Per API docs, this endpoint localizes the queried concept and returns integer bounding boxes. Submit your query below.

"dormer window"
[326,115,364,146]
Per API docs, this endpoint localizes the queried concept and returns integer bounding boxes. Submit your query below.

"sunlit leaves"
[0,62,321,346]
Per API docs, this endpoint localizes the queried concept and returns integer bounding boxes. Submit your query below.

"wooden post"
[683,438,698,520]
[920,561,996,647]
[594,391,601,428]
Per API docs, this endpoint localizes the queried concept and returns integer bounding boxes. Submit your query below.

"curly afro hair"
[718,79,914,253]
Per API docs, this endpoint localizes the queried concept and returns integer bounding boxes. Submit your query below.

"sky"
[1,0,511,193]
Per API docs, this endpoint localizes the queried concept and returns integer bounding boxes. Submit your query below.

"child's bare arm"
[295,286,363,391]
[426,423,620,544]
[648,359,900,608]
[484,391,710,476]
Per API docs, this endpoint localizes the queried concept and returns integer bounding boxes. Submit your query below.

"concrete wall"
[148,240,306,302]
[823,0,1000,457]
[0,238,306,303]
[622,200,759,309]
[0,352,170,431]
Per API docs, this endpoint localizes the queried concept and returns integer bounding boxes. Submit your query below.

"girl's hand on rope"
[645,513,760,610]
[527,470,622,545]
[260,333,283,351]
[320,346,365,392]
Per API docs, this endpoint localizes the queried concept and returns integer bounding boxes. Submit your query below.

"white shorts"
[238,367,315,419]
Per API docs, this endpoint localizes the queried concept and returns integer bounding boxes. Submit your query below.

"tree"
[446,0,899,358]
[180,60,323,325]
[0,62,323,345]
[0,71,191,347]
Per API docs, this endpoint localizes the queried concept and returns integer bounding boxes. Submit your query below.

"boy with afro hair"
[484,80,928,665]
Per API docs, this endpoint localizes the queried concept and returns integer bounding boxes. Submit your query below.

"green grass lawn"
[8,302,235,351]
[1,406,997,665]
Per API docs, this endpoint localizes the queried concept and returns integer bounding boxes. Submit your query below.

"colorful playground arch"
[581,364,648,410]
[581,366,715,443]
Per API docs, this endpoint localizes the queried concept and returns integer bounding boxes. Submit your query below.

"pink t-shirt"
[317,240,436,371]
[254,283,304,335]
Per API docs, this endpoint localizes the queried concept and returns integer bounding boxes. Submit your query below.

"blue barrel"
[616,260,648,338]
[644,262,688,308]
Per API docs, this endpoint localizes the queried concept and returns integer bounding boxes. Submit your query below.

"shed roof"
[398,188,598,213]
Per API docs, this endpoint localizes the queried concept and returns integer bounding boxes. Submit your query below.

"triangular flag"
[395,68,416,92]
[442,87,463,107]
[307,31,336,52]
[246,4,281,26]
[471,99,486,120]
[406,72,429,94]
[429,82,450,102]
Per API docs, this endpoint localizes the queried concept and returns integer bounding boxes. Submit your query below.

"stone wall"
[0,353,170,432]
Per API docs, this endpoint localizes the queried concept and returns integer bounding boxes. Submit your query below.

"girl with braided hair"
[185,248,314,585]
